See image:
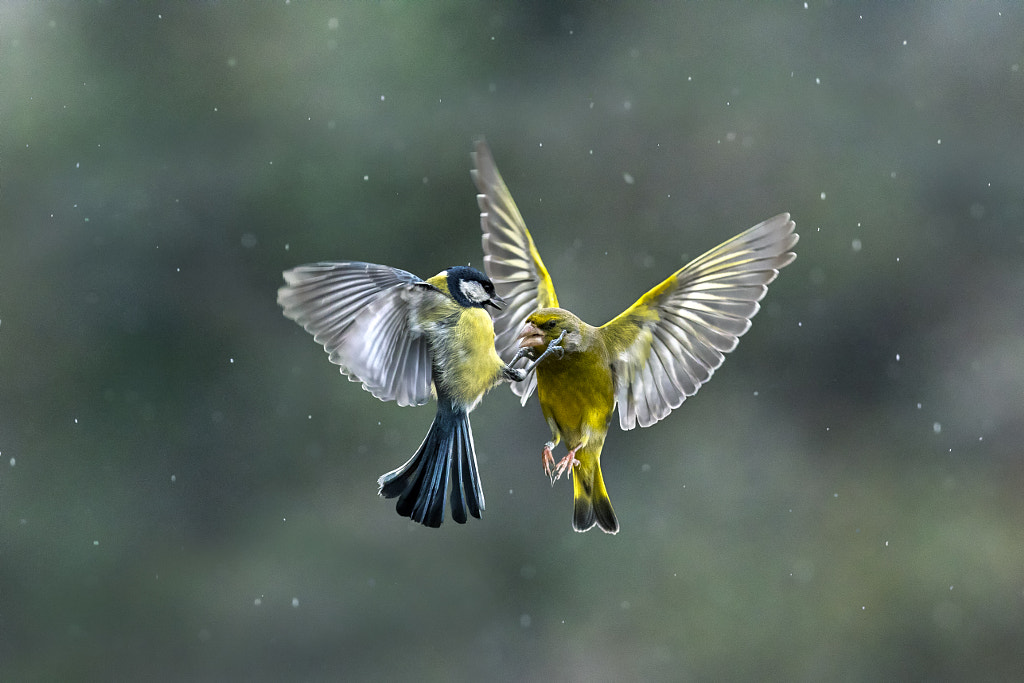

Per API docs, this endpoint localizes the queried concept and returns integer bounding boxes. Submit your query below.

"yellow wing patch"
[474,140,562,404]
[601,213,798,430]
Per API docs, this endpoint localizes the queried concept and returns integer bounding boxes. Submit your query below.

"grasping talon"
[547,330,566,355]
[503,348,529,381]
[503,365,527,382]
[529,329,565,366]
[505,329,566,383]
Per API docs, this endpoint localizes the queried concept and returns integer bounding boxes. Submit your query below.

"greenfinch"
[473,141,798,533]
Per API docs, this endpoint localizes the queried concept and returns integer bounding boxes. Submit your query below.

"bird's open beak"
[516,322,545,349]
[484,294,505,311]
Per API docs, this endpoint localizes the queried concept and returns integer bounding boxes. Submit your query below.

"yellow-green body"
[474,139,798,534]
[279,261,514,527]
[418,273,508,408]
[528,309,620,533]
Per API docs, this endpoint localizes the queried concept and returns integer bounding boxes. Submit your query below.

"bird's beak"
[516,322,545,349]
[484,294,505,311]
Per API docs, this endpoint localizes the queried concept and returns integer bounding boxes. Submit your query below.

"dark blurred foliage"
[2,2,1023,680]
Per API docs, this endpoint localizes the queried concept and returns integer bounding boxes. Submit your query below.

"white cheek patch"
[459,279,489,304]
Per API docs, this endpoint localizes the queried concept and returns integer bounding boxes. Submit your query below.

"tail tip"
[573,498,619,534]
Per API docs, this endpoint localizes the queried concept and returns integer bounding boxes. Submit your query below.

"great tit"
[278,261,526,528]
[472,140,798,534]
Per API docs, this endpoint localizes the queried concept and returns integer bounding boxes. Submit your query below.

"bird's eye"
[540,320,557,331]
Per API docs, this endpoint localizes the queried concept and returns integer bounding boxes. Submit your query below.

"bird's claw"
[511,346,534,364]
[545,330,567,359]
[542,442,578,485]
[548,342,565,360]
[503,347,532,381]
[554,451,579,480]
[506,330,566,384]
[504,365,526,382]
[542,444,557,485]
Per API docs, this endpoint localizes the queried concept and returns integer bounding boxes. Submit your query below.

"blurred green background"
[2,2,1023,680]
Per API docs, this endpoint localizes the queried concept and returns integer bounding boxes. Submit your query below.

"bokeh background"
[2,2,1023,680]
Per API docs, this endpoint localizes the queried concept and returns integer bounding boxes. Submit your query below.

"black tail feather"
[450,415,484,523]
[377,401,485,528]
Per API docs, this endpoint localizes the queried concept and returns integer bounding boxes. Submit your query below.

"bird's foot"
[507,330,566,383]
[544,444,579,484]
[503,365,526,382]
[553,446,580,481]
[511,346,535,364]
[542,331,566,360]
[504,347,534,382]
[542,444,556,484]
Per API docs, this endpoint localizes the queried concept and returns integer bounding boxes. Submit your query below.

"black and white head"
[445,266,505,311]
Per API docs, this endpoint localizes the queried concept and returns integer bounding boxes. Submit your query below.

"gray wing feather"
[277,261,435,406]
[614,213,798,430]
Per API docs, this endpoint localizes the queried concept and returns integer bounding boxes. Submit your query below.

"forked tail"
[377,400,485,527]
[572,450,619,534]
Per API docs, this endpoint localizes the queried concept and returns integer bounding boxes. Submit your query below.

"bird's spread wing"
[277,261,437,406]
[602,214,798,430]
[473,139,559,403]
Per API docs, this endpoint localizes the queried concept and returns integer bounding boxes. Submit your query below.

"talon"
[510,346,534,366]
[541,330,565,360]
[542,443,557,484]
[553,447,580,480]
[511,330,567,384]
[548,330,567,357]
[504,365,526,382]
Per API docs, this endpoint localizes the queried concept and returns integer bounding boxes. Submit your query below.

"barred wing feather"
[277,261,435,407]
[603,214,798,430]
[473,140,560,404]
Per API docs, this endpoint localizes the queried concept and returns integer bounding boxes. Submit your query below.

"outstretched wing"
[277,261,437,407]
[602,214,798,430]
[473,139,559,403]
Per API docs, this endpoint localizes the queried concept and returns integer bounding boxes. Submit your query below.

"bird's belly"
[536,355,614,446]
[430,308,504,408]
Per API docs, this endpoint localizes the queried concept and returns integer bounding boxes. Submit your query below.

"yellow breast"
[431,306,505,407]
[536,343,615,445]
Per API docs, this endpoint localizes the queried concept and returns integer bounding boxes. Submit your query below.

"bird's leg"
[544,441,580,485]
[502,347,535,382]
[502,365,526,382]
[507,330,566,382]
[542,330,567,361]
[542,441,558,484]
[552,444,581,481]
[509,346,534,365]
